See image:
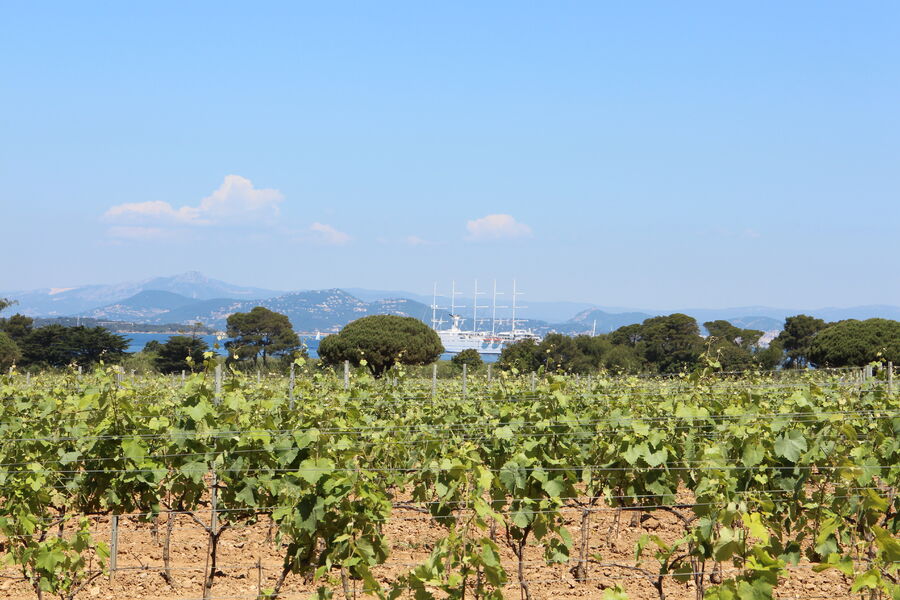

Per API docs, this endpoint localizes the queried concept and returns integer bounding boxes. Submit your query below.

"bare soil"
[0,496,857,600]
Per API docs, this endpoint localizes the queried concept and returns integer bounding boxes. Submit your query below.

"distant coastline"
[31,316,217,336]
[120,330,209,335]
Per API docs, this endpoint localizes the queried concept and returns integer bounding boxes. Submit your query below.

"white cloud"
[308,222,351,245]
[104,200,195,224]
[465,214,532,241]
[405,235,429,246]
[103,175,283,226]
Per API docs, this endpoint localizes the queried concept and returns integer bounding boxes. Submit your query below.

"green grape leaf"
[298,458,334,485]
[773,430,806,462]
[741,443,765,467]
[542,477,565,498]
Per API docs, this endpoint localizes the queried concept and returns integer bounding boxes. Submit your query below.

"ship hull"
[438,331,541,355]
[439,332,505,355]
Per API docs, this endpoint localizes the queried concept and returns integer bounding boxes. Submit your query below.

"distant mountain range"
[3,272,281,317]
[80,288,431,332]
[568,309,784,334]
[3,271,900,335]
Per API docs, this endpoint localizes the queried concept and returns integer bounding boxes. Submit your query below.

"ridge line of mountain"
[4,271,900,334]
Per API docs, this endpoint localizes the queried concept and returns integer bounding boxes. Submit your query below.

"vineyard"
[0,358,897,600]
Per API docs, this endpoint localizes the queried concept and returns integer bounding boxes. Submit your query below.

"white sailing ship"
[432,280,541,355]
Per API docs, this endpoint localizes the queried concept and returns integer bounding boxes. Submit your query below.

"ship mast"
[450,281,466,330]
[432,283,437,329]
[511,279,518,333]
[473,280,487,332]
[431,283,446,330]
[450,280,455,317]
[491,280,498,336]
[509,279,529,335]
[472,280,477,332]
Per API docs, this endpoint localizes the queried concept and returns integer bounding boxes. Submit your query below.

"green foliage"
[226,306,302,365]
[704,320,763,350]
[318,314,443,378]
[704,320,771,371]
[0,331,21,371]
[2,316,131,369]
[0,359,897,598]
[120,351,160,375]
[0,313,34,342]
[154,335,210,374]
[405,360,460,379]
[600,344,643,372]
[536,333,587,373]
[450,348,483,371]
[17,325,128,368]
[503,315,706,375]
[0,297,15,313]
[754,340,783,370]
[497,338,541,373]
[776,314,828,368]
[142,339,162,353]
[806,318,900,367]
[0,516,107,599]
[608,323,642,347]
[602,586,629,600]
[555,334,634,373]
[638,313,703,373]
[707,340,756,371]
[573,334,612,363]
[606,315,707,373]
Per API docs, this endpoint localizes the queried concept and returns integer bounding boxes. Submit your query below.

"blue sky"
[1,2,898,308]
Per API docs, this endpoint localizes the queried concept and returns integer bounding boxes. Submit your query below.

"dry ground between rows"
[0,493,859,600]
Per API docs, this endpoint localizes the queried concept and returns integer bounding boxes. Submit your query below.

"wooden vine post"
[214,364,222,405]
[432,362,437,400]
[289,362,295,410]
[343,360,350,389]
[462,363,467,399]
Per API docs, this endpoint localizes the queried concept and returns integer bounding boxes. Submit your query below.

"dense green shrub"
[319,315,443,378]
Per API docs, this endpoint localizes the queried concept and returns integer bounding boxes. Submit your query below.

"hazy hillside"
[4,271,281,316]
[568,308,655,333]
[81,288,432,332]
[84,290,207,321]
[6,272,900,335]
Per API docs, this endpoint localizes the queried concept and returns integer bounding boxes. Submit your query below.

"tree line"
[496,313,900,374]
[0,301,305,373]
[2,295,898,375]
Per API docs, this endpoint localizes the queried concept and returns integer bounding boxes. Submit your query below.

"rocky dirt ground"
[0,495,857,600]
